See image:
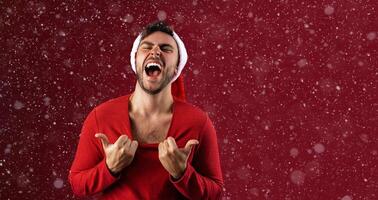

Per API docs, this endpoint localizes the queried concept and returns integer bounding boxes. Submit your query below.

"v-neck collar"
[123,93,177,148]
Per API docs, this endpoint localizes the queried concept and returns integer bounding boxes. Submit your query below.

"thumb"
[182,139,199,154]
[95,133,110,150]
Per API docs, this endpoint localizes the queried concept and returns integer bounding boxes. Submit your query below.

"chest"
[129,113,173,144]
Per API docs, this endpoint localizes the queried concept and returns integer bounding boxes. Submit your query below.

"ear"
[174,56,180,76]
[174,66,178,76]
[176,52,180,69]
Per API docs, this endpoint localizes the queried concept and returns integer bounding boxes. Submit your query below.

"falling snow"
[53,178,64,189]
[157,10,167,21]
[313,143,325,154]
[366,32,376,41]
[290,170,306,186]
[324,5,335,16]
[341,195,353,200]
[290,147,299,158]
[297,58,308,68]
[13,101,24,110]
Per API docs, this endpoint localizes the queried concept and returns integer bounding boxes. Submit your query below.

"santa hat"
[130,32,187,102]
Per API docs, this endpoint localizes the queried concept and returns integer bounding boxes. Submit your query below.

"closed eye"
[161,47,173,52]
[138,42,174,52]
[140,45,152,50]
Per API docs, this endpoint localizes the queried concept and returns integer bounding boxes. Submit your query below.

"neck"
[129,82,174,116]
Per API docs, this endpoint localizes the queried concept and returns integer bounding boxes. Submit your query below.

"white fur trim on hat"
[130,31,188,83]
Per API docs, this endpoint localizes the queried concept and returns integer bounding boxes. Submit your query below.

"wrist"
[171,173,183,180]
[171,168,185,180]
[105,162,120,177]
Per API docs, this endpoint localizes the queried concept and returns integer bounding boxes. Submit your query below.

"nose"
[150,45,161,57]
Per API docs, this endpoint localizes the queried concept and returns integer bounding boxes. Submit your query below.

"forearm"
[170,114,224,199]
[69,158,118,197]
[170,164,223,199]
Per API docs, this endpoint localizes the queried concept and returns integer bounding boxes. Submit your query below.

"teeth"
[146,62,162,70]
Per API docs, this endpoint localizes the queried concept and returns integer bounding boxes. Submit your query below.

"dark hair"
[140,21,174,40]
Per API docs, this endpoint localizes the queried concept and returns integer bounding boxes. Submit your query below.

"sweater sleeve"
[170,114,224,199]
[68,108,118,197]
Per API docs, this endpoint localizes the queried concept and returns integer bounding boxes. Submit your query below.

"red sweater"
[68,94,224,199]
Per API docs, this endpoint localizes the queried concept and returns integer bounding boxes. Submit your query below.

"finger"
[114,134,129,148]
[164,140,169,152]
[95,133,110,149]
[162,140,168,154]
[164,139,177,160]
[129,140,138,154]
[166,137,178,153]
[158,142,162,153]
[124,138,131,150]
[183,139,199,154]
[158,142,165,157]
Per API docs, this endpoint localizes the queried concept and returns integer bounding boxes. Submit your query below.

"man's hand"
[158,136,199,179]
[95,133,138,175]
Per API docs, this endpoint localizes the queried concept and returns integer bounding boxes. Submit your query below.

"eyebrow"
[139,41,174,49]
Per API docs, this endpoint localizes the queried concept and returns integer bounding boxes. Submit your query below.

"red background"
[1,0,377,199]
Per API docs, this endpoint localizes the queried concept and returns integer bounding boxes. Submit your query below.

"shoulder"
[174,98,209,127]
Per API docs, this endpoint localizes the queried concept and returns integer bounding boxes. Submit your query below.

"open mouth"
[145,62,162,78]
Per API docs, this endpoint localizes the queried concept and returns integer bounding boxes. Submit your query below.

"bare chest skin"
[129,112,173,144]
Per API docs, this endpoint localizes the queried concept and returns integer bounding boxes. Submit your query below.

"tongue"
[148,70,160,77]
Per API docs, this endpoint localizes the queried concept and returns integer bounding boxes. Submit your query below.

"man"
[69,21,223,199]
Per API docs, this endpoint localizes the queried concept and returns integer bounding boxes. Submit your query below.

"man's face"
[135,31,179,95]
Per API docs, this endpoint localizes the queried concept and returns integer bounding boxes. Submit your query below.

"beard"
[135,67,174,95]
